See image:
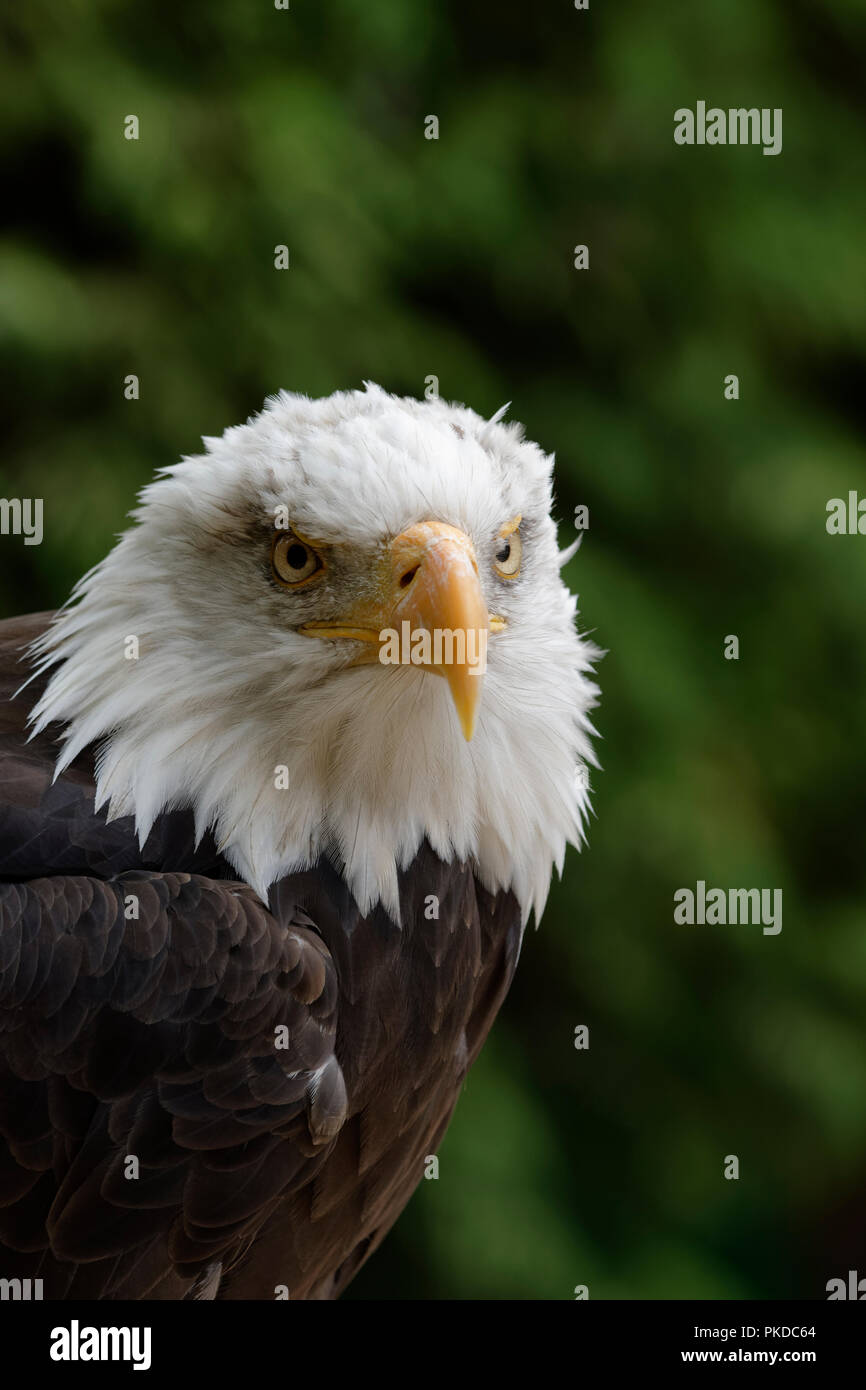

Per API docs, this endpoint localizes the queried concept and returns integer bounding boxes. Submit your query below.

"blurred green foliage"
[1,0,865,1299]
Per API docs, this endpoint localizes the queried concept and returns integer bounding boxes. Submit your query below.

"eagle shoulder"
[0,867,346,1296]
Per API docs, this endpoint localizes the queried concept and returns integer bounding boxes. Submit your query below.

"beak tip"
[449,680,481,742]
[460,714,477,742]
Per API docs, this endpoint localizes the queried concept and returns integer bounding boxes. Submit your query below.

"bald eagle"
[0,385,598,1299]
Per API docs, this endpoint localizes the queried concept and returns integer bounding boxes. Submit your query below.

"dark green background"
[2,0,864,1299]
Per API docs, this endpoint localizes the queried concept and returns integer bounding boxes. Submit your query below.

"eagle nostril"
[398,564,420,589]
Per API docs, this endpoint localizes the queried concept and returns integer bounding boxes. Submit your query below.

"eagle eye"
[493,524,522,578]
[272,533,323,587]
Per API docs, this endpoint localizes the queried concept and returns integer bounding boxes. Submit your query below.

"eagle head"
[29,384,599,923]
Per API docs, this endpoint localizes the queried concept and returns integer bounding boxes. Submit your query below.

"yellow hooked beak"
[299,521,495,741]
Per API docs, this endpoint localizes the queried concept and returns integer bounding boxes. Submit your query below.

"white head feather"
[28,384,599,924]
